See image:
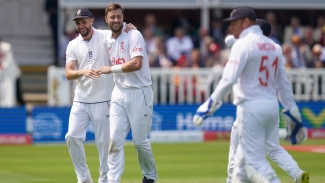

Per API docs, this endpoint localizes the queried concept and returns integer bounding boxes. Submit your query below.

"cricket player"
[193,7,305,183]
[225,19,309,183]
[96,3,157,183]
[65,8,136,183]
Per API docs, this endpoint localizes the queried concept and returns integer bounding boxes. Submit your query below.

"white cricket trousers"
[227,121,300,183]
[231,99,281,183]
[65,102,110,183]
[108,86,157,183]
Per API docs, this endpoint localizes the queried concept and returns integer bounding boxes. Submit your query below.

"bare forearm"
[121,57,142,72]
[66,69,84,80]
[121,63,140,72]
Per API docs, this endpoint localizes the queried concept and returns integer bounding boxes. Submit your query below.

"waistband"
[115,84,151,90]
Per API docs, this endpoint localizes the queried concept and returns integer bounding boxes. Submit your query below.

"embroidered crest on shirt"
[88,51,95,64]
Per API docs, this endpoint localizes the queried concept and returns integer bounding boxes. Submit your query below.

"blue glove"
[193,98,222,126]
[282,106,307,145]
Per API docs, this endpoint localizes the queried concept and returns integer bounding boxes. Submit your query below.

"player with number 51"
[193,6,307,183]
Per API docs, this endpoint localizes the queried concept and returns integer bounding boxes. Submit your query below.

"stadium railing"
[48,67,325,106]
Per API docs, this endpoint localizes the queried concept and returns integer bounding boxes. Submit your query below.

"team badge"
[88,51,94,64]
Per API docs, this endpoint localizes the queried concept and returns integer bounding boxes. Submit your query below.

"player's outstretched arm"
[121,56,142,72]
[193,40,247,126]
[96,66,112,74]
[66,61,100,80]
[97,56,142,75]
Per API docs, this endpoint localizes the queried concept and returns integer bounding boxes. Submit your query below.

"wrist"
[111,65,123,73]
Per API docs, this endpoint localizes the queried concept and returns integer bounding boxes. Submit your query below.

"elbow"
[134,63,142,71]
[65,73,73,81]
[131,61,142,71]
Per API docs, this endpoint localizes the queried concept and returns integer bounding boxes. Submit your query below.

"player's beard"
[78,27,91,37]
[110,22,123,34]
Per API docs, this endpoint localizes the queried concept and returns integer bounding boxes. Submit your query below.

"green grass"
[0,139,324,183]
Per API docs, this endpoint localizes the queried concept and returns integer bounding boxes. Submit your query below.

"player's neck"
[112,31,122,39]
[82,29,93,41]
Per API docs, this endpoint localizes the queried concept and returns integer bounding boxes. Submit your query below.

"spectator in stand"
[201,35,215,62]
[0,38,24,106]
[143,27,156,56]
[283,16,305,43]
[170,10,191,35]
[148,36,172,68]
[303,26,316,49]
[290,34,312,68]
[265,11,282,44]
[190,49,206,102]
[193,27,209,59]
[204,42,222,68]
[172,52,189,103]
[166,27,193,66]
[311,44,325,68]
[143,14,164,37]
[311,44,325,96]
[210,18,225,49]
[45,0,59,66]
[313,16,325,46]
[189,48,204,68]
[282,43,293,70]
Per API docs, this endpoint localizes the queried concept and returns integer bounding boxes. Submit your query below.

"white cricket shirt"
[211,25,288,105]
[226,36,296,110]
[66,28,114,103]
[106,30,152,88]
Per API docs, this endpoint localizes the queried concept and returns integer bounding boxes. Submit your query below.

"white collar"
[239,25,263,38]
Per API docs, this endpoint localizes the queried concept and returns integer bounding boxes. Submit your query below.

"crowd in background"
[59,11,325,70]
[56,11,325,104]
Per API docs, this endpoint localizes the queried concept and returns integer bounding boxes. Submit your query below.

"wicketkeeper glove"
[193,98,222,126]
[282,106,307,145]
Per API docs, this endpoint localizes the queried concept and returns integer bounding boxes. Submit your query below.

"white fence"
[151,68,325,104]
[48,67,325,106]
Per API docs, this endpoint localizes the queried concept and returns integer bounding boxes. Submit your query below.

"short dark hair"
[105,3,124,16]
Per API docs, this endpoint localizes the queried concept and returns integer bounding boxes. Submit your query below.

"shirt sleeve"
[101,30,114,49]
[276,54,297,110]
[128,30,146,59]
[210,40,249,102]
[66,41,77,63]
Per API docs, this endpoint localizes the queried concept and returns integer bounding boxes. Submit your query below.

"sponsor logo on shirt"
[132,47,143,52]
[257,43,276,51]
[111,57,125,65]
